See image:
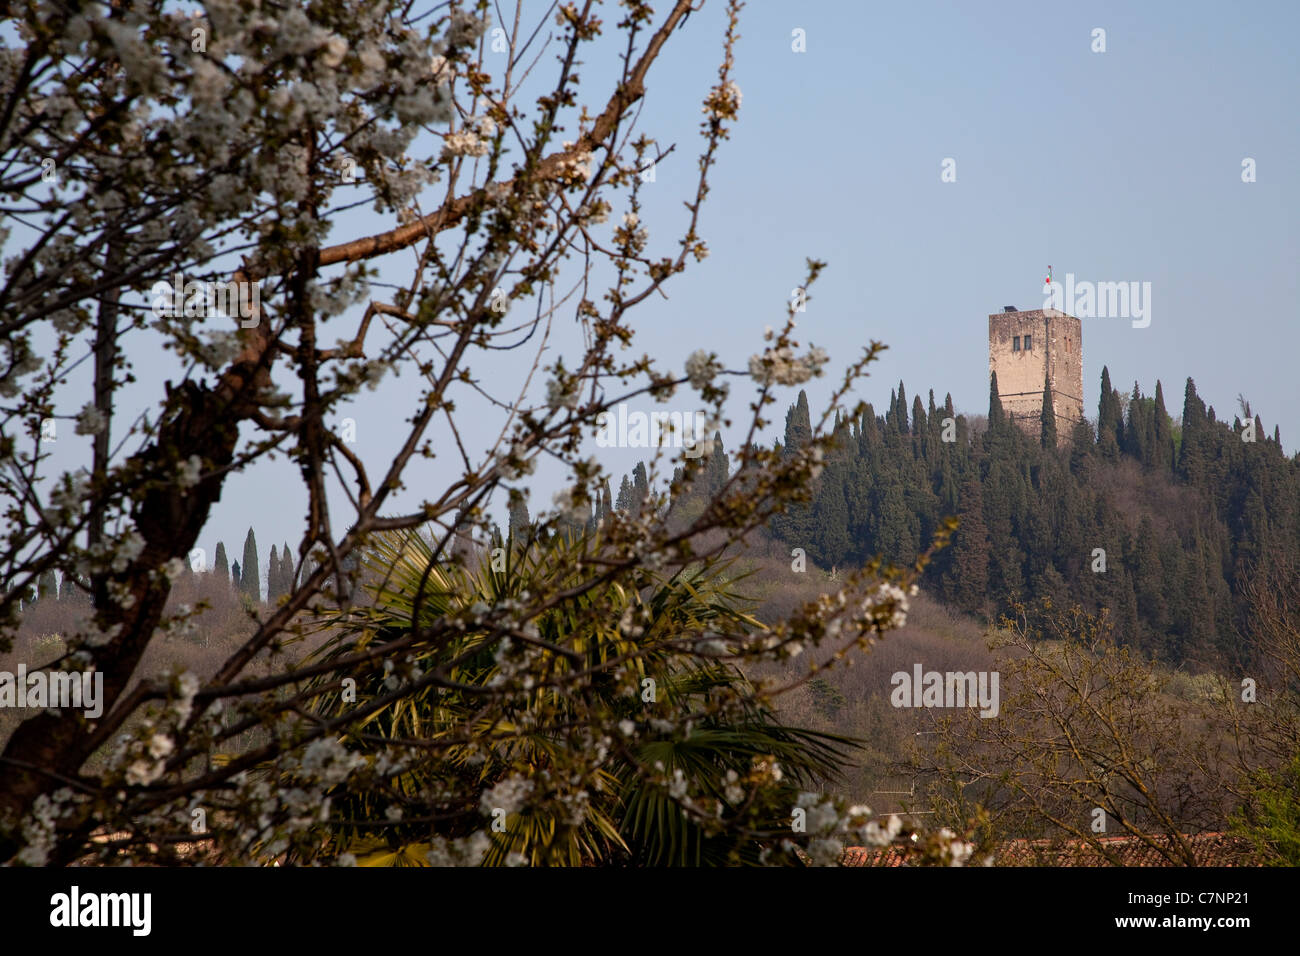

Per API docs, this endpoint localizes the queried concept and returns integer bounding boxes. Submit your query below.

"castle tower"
[988,307,1083,441]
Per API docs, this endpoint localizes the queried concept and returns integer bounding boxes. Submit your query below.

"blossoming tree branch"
[0,0,955,866]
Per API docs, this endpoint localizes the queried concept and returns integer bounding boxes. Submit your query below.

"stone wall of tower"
[988,309,1083,442]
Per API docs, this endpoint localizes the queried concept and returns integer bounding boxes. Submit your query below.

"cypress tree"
[783,390,812,455]
[267,545,280,602]
[704,432,729,498]
[508,497,531,541]
[38,569,57,602]
[1097,366,1123,459]
[896,381,909,434]
[231,560,241,590]
[632,461,649,507]
[281,541,294,595]
[240,528,260,602]
[1040,375,1058,449]
[911,395,927,456]
[1179,378,1208,483]
[615,475,632,512]
[988,371,1005,430]
[214,541,230,585]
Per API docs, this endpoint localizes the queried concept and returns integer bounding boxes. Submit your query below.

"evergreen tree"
[508,497,531,541]
[38,569,57,602]
[1179,377,1209,483]
[240,528,260,602]
[231,560,241,590]
[783,390,812,455]
[1040,375,1057,450]
[911,394,927,457]
[1098,366,1123,459]
[214,541,230,585]
[267,545,281,603]
[632,461,649,508]
[615,475,633,512]
[281,541,294,596]
[988,371,1005,430]
[704,432,730,498]
[601,479,613,521]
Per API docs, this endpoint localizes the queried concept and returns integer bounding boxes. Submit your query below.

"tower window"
[1023,334,1032,350]
[1012,336,1020,352]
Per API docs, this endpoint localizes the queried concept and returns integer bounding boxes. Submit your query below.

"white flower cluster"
[176,455,203,489]
[723,769,745,805]
[860,582,911,630]
[442,128,488,160]
[74,402,107,436]
[298,737,365,786]
[481,775,534,816]
[425,831,491,866]
[125,732,174,786]
[560,141,593,182]
[171,671,200,724]
[796,791,840,832]
[858,811,904,847]
[162,557,187,584]
[545,375,580,410]
[684,350,721,389]
[747,344,829,387]
[937,827,975,866]
[110,531,145,574]
[447,10,488,47]
[16,789,78,866]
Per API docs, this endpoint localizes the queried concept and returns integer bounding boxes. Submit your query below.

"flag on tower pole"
[1045,265,1052,286]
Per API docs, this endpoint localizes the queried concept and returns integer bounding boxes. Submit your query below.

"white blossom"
[176,455,203,489]
[685,350,720,389]
[481,775,533,816]
[442,129,488,160]
[74,402,107,435]
[747,345,829,387]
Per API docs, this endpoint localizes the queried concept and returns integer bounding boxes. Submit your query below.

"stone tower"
[988,307,1083,441]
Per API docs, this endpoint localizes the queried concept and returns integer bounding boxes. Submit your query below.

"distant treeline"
[590,369,1297,671]
[761,370,1297,669]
